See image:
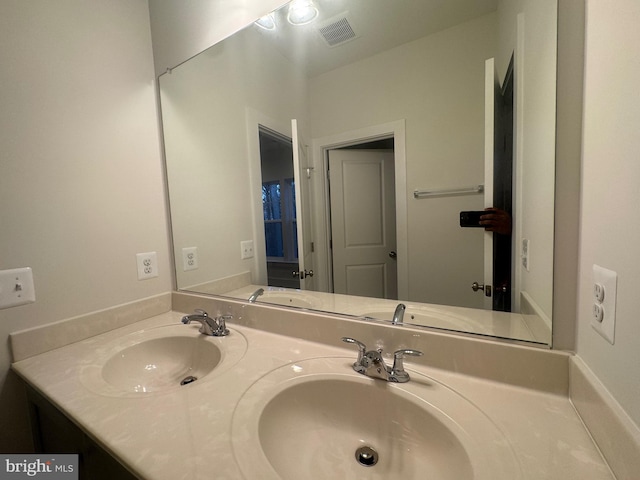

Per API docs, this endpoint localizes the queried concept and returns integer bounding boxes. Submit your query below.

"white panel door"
[291,119,315,290]
[329,149,397,299]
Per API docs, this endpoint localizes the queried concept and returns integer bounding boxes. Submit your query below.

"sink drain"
[355,446,379,467]
[180,375,198,386]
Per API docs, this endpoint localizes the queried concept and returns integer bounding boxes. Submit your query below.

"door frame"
[310,120,408,298]
[245,108,292,286]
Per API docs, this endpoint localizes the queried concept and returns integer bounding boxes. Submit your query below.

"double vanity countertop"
[11,305,614,480]
[215,283,551,344]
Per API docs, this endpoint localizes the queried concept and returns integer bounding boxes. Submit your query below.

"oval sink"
[259,291,321,309]
[231,358,521,480]
[80,324,247,397]
[101,336,221,393]
[360,305,482,333]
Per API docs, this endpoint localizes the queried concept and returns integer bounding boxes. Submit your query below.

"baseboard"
[570,356,640,480]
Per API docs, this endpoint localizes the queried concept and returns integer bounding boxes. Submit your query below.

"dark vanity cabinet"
[25,384,139,480]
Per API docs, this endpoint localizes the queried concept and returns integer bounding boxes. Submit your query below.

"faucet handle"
[341,337,368,368]
[212,314,231,336]
[391,349,423,381]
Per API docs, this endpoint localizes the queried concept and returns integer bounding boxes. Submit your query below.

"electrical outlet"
[591,264,617,344]
[241,240,254,259]
[521,239,530,271]
[182,247,198,271]
[136,252,158,280]
[0,267,36,309]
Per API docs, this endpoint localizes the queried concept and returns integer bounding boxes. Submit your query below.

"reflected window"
[262,178,297,261]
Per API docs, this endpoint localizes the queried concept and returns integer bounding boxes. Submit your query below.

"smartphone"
[460,211,485,228]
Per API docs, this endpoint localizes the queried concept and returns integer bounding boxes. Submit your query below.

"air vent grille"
[317,16,358,47]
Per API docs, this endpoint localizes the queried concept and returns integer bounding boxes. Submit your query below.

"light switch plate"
[0,267,36,309]
[241,240,254,259]
[591,264,617,344]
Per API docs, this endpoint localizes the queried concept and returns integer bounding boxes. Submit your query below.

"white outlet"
[0,267,36,310]
[591,264,617,344]
[136,252,159,280]
[241,240,254,259]
[182,246,199,271]
[521,239,530,271]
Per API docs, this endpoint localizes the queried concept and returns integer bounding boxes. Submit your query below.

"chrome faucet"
[392,303,406,325]
[248,288,264,303]
[181,309,230,336]
[341,337,423,383]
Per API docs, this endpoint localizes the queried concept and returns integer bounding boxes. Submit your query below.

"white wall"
[160,26,308,289]
[495,0,558,325]
[309,14,497,309]
[0,0,171,451]
[577,0,640,427]
[516,0,557,322]
[552,0,584,351]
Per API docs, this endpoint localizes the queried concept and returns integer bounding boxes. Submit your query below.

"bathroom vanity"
[11,293,615,480]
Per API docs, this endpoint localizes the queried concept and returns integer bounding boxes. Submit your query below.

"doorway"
[311,120,408,298]
[258,126,300,288]
[491,56,514,311]
[326,138,397,299]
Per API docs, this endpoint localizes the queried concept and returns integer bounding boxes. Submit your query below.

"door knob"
[471,282,492,297]
[389,251,397,259]
[292,269,314,279]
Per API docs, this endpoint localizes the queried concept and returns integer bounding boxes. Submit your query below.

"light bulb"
[255,13,276,30]
[287,0,318,25]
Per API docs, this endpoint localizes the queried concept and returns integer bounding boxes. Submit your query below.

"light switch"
[0,267,36,309]
[241,240,254,259]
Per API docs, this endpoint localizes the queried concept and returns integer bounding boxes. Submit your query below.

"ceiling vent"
[316,13,358,47]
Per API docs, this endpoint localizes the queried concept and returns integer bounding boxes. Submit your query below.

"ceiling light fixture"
[287,0,319,26]
[254,13,276,30]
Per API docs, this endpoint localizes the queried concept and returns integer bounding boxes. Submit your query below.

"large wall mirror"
[160,0,557,346]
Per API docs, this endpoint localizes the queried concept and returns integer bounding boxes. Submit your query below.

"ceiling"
[252,0,499,77]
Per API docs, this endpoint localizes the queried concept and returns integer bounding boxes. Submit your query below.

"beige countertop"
[222,284,550,343]
[12,310,613,480]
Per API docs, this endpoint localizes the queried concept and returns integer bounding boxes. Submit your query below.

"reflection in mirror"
[160,0,557,346]
[258,127,300,288]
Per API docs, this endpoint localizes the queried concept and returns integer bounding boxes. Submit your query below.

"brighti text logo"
[5,459,51,477]
[0,455,77,479]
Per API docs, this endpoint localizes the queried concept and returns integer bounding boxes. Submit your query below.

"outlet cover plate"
[521,239,530,271]
[182,247,198,271]
[591,264,617,344]
[136,252,159,280]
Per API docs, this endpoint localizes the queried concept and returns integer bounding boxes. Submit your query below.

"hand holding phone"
[460,208,512,235]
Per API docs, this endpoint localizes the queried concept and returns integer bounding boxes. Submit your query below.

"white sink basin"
[80,324,247,397]
[101,336,220,393]
[231,357,521,480]
[360,305,483,333]
[258,291,321,309]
